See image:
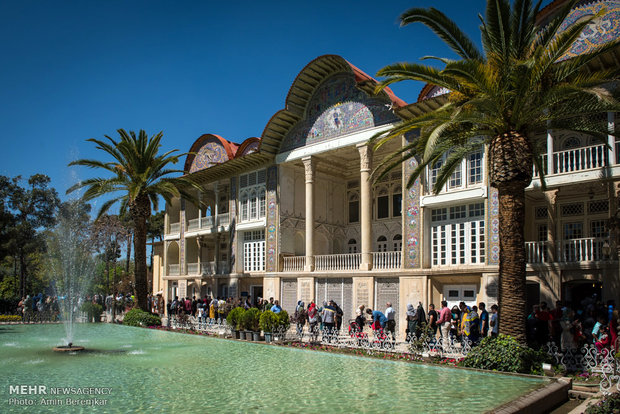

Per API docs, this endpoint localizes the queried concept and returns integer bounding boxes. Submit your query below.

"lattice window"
[535,206,548,220]
[450,205,467,220]
[431,208,447,222]
[257,169,266,184]
[589,200,609,214]
[590,220,608,238]
[561,203,584,217]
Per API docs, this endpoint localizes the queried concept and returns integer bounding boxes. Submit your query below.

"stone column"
[196,236,202,275]
[546,122,554,175]
[214,183,219,228]
[302,157,315,271]
[545,189,559,263]
[357,144,373,271]
[215,233,221,275]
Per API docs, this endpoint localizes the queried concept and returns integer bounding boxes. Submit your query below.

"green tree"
[372,0,620,342]
[68,129,198,311]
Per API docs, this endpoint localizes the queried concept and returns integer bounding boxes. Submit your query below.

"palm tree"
[371,0,620,343]
[68,129,198,312]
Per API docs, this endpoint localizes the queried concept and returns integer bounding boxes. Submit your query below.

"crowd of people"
[526,297,618,352]
[15,292,135,322]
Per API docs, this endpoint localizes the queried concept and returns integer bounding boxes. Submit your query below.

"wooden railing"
[559,238,608,262]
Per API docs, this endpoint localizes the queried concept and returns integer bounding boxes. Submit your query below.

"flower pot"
[264,332,272,343]
[252,331,260,341]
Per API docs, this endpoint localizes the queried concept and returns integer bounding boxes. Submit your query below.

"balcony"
[169,222,180,234]
[185,261,230,276]
[534,144,610,177]
[526,238,609,263]
[168,264,180,276]
[281,252,403,272]
[185,213,231,234]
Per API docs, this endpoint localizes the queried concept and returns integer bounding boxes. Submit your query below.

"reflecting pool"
[0,324,547,413]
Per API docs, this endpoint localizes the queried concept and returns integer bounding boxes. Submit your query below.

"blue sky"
[0,0,490,213]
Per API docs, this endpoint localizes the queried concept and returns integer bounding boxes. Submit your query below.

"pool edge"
[487,377,571,414]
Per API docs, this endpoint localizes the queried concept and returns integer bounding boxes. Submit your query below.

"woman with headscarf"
[405,303,417,341]
[295,300,307,336]
[307,301,319,341]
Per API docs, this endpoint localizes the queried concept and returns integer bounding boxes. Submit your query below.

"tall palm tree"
[371,0,620,343]
[68,129,198,312]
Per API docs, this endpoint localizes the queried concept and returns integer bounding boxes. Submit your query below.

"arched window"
[348,193,359,224]
[348,238,358,253]
[393,234,402,252]
[392,186,402,217]
[259,189,266,218]
[377,187,389,219]
[240,191,249,221]
[377,235,388,252]
[562,136,581,150]
[250,190,257,220]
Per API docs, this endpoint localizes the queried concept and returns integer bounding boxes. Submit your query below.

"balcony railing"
[372,251,402,270]
[554,144,607,174]
[200,216,214,229]
[559,238,608,262]
[217,212,230,227]
[187,218,200,232]
[525,241,550,263]
[315,253,361,271]
[169,222,180,234]
[168,264,180,276]
[283,256,305,272]
[187,262,199,274]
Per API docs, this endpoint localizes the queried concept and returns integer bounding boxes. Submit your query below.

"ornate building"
[154,0,620,334]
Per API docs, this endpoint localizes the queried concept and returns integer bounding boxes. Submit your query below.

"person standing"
[405,304,417,340]
[427,304,438,337]
[437,301,451,341]
[385,302,396,339]
[479,302,489,338]
[490,304,499,337]
[271,300,282,314]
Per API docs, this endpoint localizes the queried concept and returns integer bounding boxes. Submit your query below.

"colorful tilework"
[488,187,500,265]
[403,153,421,268]
[266,166,278,272]
[189,142,229,173]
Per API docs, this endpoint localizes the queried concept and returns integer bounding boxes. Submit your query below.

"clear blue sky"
[0,0,495,213]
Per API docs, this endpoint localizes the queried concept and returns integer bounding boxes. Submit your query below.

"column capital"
[302,156,316,183]
[544,189,559,205]
[356,144,373,172]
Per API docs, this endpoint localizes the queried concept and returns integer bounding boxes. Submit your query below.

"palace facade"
[152,0,620,335]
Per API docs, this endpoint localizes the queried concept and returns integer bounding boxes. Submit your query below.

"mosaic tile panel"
[189,141,229,173]
[488,187,500,265]
[229,177,237,273]
[180,200,186,272]
[558,1,620,60]
[266,165,278,272]
[403,153,421,269]
[280,73,398,152]
[238,141,259,157]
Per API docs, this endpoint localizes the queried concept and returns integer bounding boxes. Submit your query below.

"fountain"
[47,199,96,352]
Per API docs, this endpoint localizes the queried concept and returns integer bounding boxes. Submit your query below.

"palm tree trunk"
[132,195,150,312]
[497,184,527,344]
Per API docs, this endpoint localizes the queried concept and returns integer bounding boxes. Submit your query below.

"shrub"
[259,310,279,333]
[0,315,22,322]
[80,302,103,323]
[242,308,261,331]
[226,307,245,330]
[123,308,161,327]
[277,310,290,331]
[585,392,620,414]
[459,334,549,374]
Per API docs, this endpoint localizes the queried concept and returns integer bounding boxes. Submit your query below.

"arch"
[184,134,240,173]
[166,241,179,264]
[259,55,406,157]
[235,137,261,158]
[562,135,582,150]
[348,238,358,253]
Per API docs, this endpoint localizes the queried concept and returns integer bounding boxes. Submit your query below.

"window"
[377,236,388,252]
[393,234,402,252]
[392,188,402,217]
[448,163,462,188]
[563,222,583,239]
[238,170,266,223]
[431,203,485,266]
[537,224,548,242]
[590,220,607,238]
[243,230,265,272]
[589,200,609,214]
[347,239,358,253]
[468,150,483,185]
[535,206,548,220]
[348,193,359,223]
[377,188,389,219]
[561,203,584,217]
[430,160,442,189]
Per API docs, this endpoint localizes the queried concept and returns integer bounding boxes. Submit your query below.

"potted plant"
[242,308,262,341]
[259,310,278,343]
[226,307,245,339]
[274,310,290,342]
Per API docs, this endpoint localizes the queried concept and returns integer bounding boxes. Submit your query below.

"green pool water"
[0,324,546,413]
